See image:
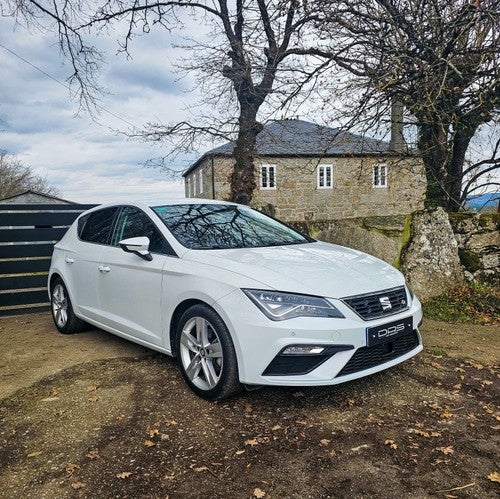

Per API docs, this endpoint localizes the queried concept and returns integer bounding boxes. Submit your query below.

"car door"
[66,207,119,321]
[97,206,176,346]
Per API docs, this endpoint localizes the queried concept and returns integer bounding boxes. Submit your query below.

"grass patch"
[423,282,500,325]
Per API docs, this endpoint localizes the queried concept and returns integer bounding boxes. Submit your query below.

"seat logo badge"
[379,296,392,311]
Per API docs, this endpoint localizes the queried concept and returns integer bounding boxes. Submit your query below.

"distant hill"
[465,192,499,212]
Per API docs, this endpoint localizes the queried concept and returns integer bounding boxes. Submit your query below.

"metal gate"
[0,203,95,316]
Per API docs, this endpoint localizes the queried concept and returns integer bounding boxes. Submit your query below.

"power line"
[0,42,139,129]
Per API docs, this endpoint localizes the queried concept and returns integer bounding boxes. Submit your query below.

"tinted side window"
[113,207,174,255]
[79,207,119,245]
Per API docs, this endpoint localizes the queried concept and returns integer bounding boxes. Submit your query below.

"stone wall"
[449,212,499,285]
[186,154,426,220]
[289,209,499,302]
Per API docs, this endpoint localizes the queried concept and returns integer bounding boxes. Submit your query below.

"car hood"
[184,241,404,298]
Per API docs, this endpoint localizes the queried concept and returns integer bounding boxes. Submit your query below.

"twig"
[436,482,476,493]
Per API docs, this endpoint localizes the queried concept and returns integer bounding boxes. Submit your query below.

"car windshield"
[152,204,312,250]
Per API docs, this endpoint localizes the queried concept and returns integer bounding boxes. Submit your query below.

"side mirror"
[119,236,153,261]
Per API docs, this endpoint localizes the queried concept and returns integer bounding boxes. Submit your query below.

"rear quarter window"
[79,207,119,245]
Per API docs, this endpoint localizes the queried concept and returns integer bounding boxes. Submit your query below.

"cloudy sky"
[0,13,208,203]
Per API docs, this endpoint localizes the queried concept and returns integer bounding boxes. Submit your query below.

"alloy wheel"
[52,283,68,328]
[179,316,223,391]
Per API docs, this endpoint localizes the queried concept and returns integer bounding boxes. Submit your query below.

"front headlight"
[242,289,345,321]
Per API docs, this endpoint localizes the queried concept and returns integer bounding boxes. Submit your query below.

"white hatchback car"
[49,199,423,400]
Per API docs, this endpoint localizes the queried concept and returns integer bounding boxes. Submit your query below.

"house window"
[260,164,276,189]
[198,169,204,194]
[317,164,333,189]
[373,164,388,188]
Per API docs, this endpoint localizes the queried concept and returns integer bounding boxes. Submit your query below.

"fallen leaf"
[144,440,156,447]
[71,482,86,490]
[329,449,337,457]
[484,407,494,414]
[168,420,178,426]
[86,385,98,392]
[487,471,500,483]
[466,360,483,370]
[66,463,80,475]
[245,439,258,447]
[320,439,331,446]
[271,424,282,431]
[116,472,132,479]
[431,361,443,369]
[148,428,159,437]
[164,474,175,481]
[410,428,440,438]
[27,451,43,458]
[351,444,370,452]
[87,450,99,460]
[481,380,493,386]
[193,466,208,472]
[432,458,450,465]
[385,439,397,449]
[440,411,454,419]
[161,433,170,441]
[347,399,355,406]
[235,450,245,455]
[245,401,253,413]
[253,488,266,498]
[436,446,454,455]
[88,396,99,403]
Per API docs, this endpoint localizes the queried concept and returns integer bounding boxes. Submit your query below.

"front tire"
[176,304,242,400]
[51,278,86,334]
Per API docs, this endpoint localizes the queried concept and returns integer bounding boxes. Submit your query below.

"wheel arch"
[169,299,206,357]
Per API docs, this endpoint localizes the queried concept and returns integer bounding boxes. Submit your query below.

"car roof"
[84,198,238,213]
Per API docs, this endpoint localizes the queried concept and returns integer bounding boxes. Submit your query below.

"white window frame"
[260,164,277,190]
[198,169,204,194]
[317,164,333,189]
[372,163,388,188]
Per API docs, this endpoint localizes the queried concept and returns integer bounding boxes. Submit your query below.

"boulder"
[402,208,464,301]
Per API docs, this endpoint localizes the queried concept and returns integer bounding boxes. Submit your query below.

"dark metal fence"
[0,203,95,316]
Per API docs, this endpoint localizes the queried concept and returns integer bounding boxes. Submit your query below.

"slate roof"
[184,119,394,177]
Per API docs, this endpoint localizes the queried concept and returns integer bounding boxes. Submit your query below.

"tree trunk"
[230,114,262,204]
[418,122,450,209]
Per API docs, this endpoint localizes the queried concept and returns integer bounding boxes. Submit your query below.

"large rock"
[402,208,464,301]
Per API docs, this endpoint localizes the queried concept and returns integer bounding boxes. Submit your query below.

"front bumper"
[214,289,423,386]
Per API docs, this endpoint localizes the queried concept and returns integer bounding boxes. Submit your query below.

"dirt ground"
[0,313,498,498]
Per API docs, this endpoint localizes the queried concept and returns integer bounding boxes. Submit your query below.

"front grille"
[342,286,408,320]
[335,331,419,378]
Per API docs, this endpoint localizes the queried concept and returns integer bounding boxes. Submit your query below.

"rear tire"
[51,278,86,334]
[176,304,242,400]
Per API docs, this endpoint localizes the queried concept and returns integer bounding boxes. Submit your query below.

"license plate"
[366,317,413,347]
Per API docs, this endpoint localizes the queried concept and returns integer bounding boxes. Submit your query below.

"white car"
[49,199,423,400]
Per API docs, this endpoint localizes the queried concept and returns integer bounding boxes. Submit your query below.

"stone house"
[183,119,426,221]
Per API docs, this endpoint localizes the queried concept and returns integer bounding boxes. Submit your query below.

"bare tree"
[4,0,335,204]
[316,0,499,210]
[0,151,60,199]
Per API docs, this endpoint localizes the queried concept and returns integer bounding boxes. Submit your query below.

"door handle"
[98,265,111,273]
[65,257,75,264]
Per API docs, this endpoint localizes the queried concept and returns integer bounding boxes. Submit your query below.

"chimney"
[390,99,405,153]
